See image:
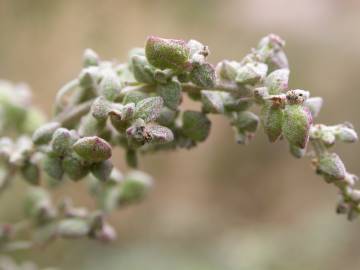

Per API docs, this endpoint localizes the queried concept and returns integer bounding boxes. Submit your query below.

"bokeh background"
[1,0,360,269]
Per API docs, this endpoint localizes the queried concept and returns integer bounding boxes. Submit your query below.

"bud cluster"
[0,33,358,257]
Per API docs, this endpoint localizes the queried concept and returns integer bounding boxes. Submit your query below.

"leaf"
[91,160,114,182]
[261,103,283,142]
[157,80,182,110]
[182,111,211,142]
[282,104,312,149]
[134,96,163,122]
[73,136,112,162]
[264,68,289,95]
[146,125,174,144]
[131,55,156,84]
[190,63,216,88]
[32,122,61,145]
[145,36,190,70]
[317,153,346,181]
[304,97,323,118]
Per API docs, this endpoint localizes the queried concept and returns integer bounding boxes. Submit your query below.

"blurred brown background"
[1,0,360,269]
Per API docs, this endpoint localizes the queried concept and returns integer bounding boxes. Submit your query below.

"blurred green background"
[1,0,360,269]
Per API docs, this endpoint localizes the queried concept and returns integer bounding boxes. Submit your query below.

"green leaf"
[264,68,289,95]
[43,154,64,181]
[145,36,190,70]
[289,144,306,158]
[83,48,99,67]
[32,122,60,145]
[57,219,90,239]
[260,103,283,142]
[201,90,226,114]
[91,96,111,121]
[236,62,268,85]
[73,136,112,162]
[182,111,211,142]
[99,70,122,101]
[21,161,40,185]
[317,153,346,181]
[232,111,259,133]
[91,160,114,182]
[51,128,73,156]
[62,154,90,181]
[119,171,152,204]
[123,90,148,105]
[131,55,156,84]
[134,96,163,122]
[157,80,182,110]
[146,125,174,144]
[190,63,216,88]
[283,104,312,148]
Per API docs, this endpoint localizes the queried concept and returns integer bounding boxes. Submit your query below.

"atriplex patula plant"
[0,34,358,254]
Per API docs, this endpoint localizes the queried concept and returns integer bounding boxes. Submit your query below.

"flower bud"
[232,111,259,133]
[190,63,216,88]
[320,129,336,146]
[283,104,312,149]
[260,103,283,142]
[134,96,163,122]
[99,70,122,101]
[83,48,99,67]
[289,144,306,158]
[235,62,268,85]
[201,90,225,114]
[51,128,72,156]
[335,124,358,143]
[264,68,289,95]
[146,125,174,144]
[109,109,128,133]
[317,153,346,181]
[216,60,239,82]
[62,154,90,181]
[32,122,61,145]
[154,69,174,84]
[123,90,148,105]
[91,96,111,121]
[182,111,211,142]
[156,80,182,110]
[268,50,289,72]
[73,136,112,162]
[145,36,190,71]
[119,170,152,204]
[257,34,288,71]
[131,55,156,84]
[57,218,90,239]
[78,66,99,89]
[304,97,323,118]
[21,160,40,185]
[91,160,114,182]
[43,154,64,181]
